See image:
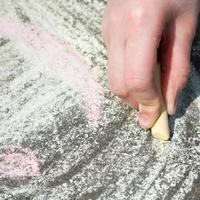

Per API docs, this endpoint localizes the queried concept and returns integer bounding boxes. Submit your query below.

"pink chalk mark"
[0,146,40,179]
[0,18,103,128]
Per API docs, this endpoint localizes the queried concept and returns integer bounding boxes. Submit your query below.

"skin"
[101,0,200,128]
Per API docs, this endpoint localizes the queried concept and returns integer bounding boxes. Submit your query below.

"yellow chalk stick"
[151,64,170,141]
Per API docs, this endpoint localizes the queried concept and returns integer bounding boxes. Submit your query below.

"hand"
[101,0,200,128]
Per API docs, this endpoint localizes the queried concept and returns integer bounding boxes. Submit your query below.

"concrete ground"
[0,0,199,199]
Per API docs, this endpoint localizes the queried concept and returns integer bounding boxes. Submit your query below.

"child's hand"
[101,0,200,128]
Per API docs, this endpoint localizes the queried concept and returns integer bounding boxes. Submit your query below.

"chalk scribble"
[0,18,103,128]
[0,146,40,178]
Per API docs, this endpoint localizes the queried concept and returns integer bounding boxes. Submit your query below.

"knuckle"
[109,82,128,98]
[106,9,122,34]
[145,97,160,108]
[125,76,150,93]
[126,7,147,27]
[109,10,120,26]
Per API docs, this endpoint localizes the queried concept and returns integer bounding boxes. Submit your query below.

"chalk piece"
[151,64,170,141]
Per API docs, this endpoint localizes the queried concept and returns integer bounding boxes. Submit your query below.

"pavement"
[0,0,200,199]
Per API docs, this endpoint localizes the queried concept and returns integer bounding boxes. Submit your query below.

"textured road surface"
[0,0,200,199]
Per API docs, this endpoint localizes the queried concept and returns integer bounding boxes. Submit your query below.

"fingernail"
[168,95,178,115]
[168,103,176,115]
[139,113,151,129]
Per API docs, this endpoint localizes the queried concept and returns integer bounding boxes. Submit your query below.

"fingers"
[107,35,139,109]
[124,22,163,128]
[161,13,198,115]
[125,39,159,128]
[101,0,199,131]
[104,5,165,128]
[102,7,139,109]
